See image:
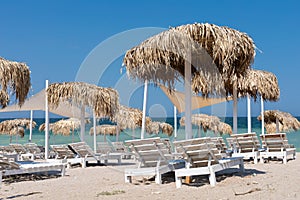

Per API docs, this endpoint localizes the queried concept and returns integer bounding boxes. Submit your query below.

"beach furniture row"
[124,137,244,188]
[227,132,296,164]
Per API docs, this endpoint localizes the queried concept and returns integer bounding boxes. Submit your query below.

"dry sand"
[0,154,299,200]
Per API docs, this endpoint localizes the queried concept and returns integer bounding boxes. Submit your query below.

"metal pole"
[233,83,238,134]
[29,110,33,142]
[141,80,148,139]
[174,106,177,139]
[276,117,279,133]
[185,49,192,139]
[261,96,265,135]
[93,112,97,153]
[80,106,85,141]
[45,80,49,159]
[247,94,251,133]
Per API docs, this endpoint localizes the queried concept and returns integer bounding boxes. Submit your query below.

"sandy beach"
[0,154,299,200]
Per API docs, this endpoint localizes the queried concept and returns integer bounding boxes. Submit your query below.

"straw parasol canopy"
[113,105,151,130]
[226,69,279,101]
[257,110,300,133]
[46,82,119,118]
[218,122,233,135]
[123,23,255,96]
[89,125,118,136]
[39,118,82,143]
[146,121,160,134]
[159,122,173,136]
[0,57,31,108]
[0,119,37,140]
[180,114,232,135]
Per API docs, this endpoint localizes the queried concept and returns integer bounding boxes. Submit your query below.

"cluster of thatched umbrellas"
[123,22,284,138]
[1,23,299,159]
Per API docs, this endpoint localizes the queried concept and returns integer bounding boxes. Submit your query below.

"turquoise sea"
[1,117,299,152]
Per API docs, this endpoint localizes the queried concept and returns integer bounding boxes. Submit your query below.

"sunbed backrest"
[260,133,291,151]
[51,144,75,159]
[173,137,221,168]
[125,137,171,167]
[97,142,114,154]
[231,133,260,152]
[68,142,95,158]
[9,144,27,154]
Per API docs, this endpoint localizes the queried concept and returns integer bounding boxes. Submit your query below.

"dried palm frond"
[46,82,119,118]
[146,121,160,134]
[226,69,279,101]
[159,122,173,136]
[0,57,31,108]
[218,122,232,135]
[39,118,80,136]
[123,23,255,96]
[0,118,36,137]
[89,125,118,135]
[113,105,151,130]
[180,114,231,135]
[258,110,300,133]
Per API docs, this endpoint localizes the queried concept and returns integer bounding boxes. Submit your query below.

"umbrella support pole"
[174,106,177,140]
[141,80,148,139]
[80,106,85,142]
[184,49,192,139]
[45,80,49,159]
[233,83,238,134]
[261,96,265,135]
[247,94,251,133]
[93,112,97,153]
[29,110,33,142]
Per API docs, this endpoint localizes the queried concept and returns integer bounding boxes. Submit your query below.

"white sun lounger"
[173,137,244,188]
[0,158,66,187]
[68,142,101,168]
[260,133,296,164]
[50,144,84,168]
[230,132,261,164]
[124,137,174,184]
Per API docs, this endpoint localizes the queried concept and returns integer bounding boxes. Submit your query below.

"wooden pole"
[184,49,192,139]
[45,80,49,159]
[141,80,148,139]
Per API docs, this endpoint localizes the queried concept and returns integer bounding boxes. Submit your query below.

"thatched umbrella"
[159,122,173,136]
[0,57,31,108]
[0,118,37,143]
[39,118,81,142]
[123,23,255,139]
[47,82,119,119]
[113,105,151,139]
[257,110,300,134]
[194,68,280,134]
[45,81,119,157]
[217,122,233,135]
[146,121,160,134]
[180,114,231,136]
[89,124,118,142]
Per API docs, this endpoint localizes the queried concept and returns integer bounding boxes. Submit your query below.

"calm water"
[1,117,299,152]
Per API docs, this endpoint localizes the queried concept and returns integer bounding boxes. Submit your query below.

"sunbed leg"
[254,152,258,164]
[175,176,182,188]
[117,158,121,164]
[260,155,265,163]
[82,159,86,168]
[155,173,161,184]
[239,159,245,173]
[61,165,66,177]
[209,167,216,187]
[125,175,132,183]
[283,151,287,164]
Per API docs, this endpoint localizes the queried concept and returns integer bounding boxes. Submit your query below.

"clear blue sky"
[0,0,299,118]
